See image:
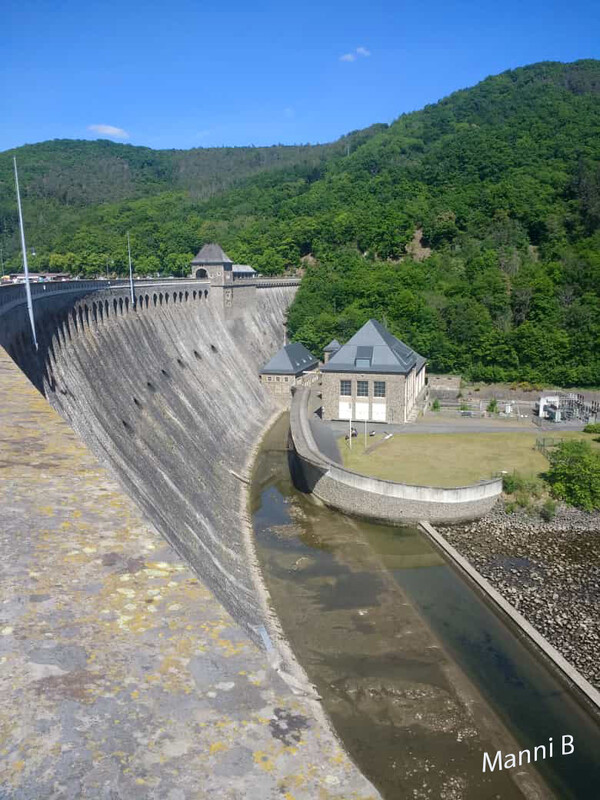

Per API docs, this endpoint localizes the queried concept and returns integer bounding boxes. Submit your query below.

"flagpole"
[13,157,38,350]
[127,232,135,305]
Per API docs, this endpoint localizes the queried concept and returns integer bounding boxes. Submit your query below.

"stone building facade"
[260,342,319,404]
[190,243,256,283]
[321,319,426,424]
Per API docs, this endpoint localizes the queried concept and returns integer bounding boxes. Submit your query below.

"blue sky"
[2,0,599,152]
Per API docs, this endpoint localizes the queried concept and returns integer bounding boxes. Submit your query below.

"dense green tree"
[546,440,600,511]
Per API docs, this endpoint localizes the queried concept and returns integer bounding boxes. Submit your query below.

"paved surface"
[0,350,378,800]
[308,419,342,465]
[325,415,587,437]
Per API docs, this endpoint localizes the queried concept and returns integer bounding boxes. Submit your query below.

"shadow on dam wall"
[0,282,298,647]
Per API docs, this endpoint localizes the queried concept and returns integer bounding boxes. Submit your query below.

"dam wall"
[0,279,298,646]
[290,386,502,523]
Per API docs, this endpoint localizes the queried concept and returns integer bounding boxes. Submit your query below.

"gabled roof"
[323,339,341,352]
[191,243,232,264]
[260,342,319,375]
[321,319,426,375]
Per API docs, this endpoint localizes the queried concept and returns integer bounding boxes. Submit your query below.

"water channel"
[251,414,600,800]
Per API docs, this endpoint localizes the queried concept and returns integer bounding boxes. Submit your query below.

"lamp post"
[13,157,38,350]
[127,232,135,305]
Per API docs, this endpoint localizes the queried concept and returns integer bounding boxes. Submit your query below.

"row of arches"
[65,286,210,330]
[3,286,211,377]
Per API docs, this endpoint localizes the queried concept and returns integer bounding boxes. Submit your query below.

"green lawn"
[341,431,598,487]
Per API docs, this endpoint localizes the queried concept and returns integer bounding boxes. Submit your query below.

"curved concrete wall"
[0,280,297,646]
[290,386,502,523]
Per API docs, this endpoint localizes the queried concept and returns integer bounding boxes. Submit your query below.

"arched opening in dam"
[251,413,600,800]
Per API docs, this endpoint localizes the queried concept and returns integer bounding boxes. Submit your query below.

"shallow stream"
[251,415,600,799]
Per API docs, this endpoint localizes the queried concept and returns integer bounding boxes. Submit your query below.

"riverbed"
[251,415,600,800]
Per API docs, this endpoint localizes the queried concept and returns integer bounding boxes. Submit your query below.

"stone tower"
[190,244,233,285]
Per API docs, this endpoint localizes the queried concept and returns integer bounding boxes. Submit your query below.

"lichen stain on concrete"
[0,349,379,799]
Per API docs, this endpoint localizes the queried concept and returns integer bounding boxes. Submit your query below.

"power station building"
[259,342,319,401]
[321,319,426,423]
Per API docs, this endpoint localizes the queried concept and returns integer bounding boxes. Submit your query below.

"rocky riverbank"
[439,502,600,690]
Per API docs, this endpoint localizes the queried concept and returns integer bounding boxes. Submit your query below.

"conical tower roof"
[191,243,232,264]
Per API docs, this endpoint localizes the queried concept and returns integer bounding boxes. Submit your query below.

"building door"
[338,400,352,420]
[372,403,386,422]
[355,401,369,420]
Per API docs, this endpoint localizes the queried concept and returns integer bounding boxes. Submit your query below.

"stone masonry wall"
[291,386,502,524]
[322,371,406,422]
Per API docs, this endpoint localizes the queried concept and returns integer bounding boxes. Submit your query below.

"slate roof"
[321,319,426,375]
[191,243,232,264]
[323,339,341,353]
[232,264,256,274]
[260,343,319,376]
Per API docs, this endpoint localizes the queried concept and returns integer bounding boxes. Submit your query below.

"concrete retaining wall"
[0,279,298,647]
[290,386,502,523]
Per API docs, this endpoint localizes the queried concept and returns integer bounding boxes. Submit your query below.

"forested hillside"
[2,60,599,385]
[0,126,383,271]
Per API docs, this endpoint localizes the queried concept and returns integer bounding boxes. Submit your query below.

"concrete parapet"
[289,386,502,523]
[419,521,600,713]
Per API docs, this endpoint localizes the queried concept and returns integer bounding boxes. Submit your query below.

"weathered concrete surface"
[0,348,379,799]
[1,281,305,649]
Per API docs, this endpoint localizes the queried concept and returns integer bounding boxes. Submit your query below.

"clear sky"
[2,0,599,152]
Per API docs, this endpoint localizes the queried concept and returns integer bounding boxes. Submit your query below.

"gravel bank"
[439,502,600,690]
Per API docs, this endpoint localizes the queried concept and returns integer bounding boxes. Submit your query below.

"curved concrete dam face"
[0,282,297,646]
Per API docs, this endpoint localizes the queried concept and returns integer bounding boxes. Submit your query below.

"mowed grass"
[341,431,598,487]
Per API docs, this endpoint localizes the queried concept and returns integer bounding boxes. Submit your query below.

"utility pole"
[127,232,135,305]
[13,157,38,350]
